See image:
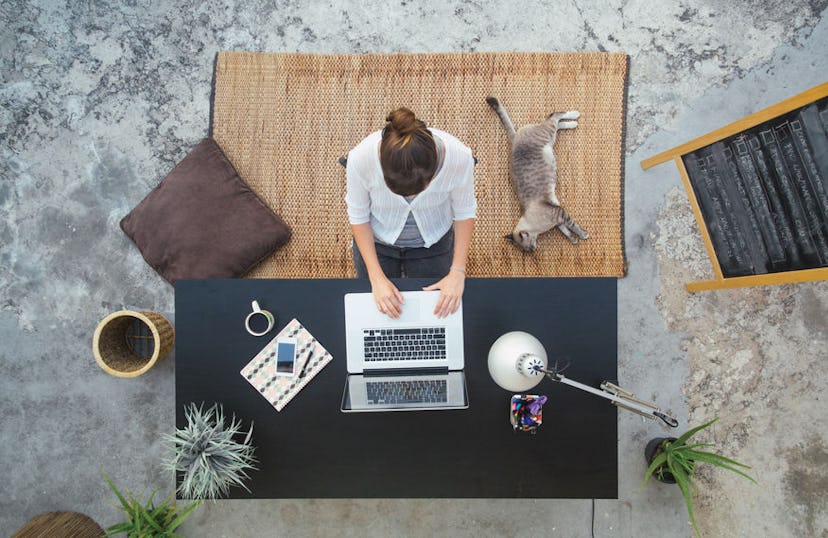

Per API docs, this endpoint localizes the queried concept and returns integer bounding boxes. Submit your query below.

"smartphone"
[274,337,298,376]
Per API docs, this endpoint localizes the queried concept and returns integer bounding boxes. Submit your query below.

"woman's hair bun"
[379,106,438,195]
[386,107,419,136]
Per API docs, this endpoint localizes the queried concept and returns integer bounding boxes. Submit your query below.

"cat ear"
[519,231,530,242]
[504,233,515,243]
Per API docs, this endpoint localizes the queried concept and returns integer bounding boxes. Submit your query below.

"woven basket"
[92,310,175,378]
[12,511,105,538]
[12,512,105,538]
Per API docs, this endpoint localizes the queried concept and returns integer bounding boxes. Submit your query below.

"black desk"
[175,278,617,498]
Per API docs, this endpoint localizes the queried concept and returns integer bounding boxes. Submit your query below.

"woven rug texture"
[211,51,627,278]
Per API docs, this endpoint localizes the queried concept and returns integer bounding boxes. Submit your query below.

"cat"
[485,96,589,252]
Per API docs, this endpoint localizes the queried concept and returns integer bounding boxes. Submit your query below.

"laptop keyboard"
[362,327,447,362]
[366,379,448,404]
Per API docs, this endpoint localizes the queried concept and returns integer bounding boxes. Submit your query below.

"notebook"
[341,291,468,412]
[241,318,332,411]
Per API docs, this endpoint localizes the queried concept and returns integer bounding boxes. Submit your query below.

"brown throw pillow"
[121,138,291,284]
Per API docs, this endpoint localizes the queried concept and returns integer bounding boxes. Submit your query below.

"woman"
[345,107,476,319]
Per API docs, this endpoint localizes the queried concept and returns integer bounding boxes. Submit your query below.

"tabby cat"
[486,96,589,252]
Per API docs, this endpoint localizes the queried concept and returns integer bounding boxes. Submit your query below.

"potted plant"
[162,402,258,500]
[640,417,755,536]
[103,470,201,537]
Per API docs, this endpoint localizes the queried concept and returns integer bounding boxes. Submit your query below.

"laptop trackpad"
[398,295,426,323]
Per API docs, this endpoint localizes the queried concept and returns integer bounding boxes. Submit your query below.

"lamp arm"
[539,368,678,428]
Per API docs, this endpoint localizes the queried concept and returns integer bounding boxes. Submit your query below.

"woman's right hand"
[370,275,404,319]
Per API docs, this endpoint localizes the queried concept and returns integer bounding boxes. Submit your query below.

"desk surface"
[175,278,617,498]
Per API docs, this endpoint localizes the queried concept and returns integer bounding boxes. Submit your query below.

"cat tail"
[485,96,516,143]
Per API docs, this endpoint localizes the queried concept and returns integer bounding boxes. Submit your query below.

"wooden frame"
[641,82,828,292]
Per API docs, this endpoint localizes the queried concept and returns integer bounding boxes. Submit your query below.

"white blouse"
[345,128,477,248]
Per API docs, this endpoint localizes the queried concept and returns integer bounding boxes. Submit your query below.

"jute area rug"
[211,51,627,278]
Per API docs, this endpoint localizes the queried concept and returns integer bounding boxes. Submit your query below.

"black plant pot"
[645,437,678,484]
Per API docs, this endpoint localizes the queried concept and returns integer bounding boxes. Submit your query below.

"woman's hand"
[371,275,404,319]
[423,269,465,318]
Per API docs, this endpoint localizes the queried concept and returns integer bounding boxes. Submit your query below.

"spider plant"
[162,402,258,500]
[103,470,201,537]
[640,417,756,536]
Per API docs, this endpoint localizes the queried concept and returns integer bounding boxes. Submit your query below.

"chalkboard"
[642,83,828,291]
[680,97,828,279]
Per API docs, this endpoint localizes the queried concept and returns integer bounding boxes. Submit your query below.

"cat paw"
[558,225,580,243]
[558,120,578,130]
[560,110,580,120]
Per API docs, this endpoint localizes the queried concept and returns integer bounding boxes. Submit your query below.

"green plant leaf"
[685,451,756,483]
[638,451,668,490]
[149,497,169,520]
[669,458,701,537]
[102,470,130,512]
[145,508,166,534]
[676,454,695,475]
[169,499,203,531]
[674,417,719,446]
[132,506,143,533]
[685,448,753,469]
[681,442,716,451]
[104,522,132,536]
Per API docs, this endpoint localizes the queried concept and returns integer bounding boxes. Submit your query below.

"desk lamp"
[487,331,678,428]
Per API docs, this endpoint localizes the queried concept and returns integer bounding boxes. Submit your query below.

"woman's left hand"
[423,270,465,318]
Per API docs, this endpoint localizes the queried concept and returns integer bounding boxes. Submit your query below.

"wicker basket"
[92,310,175,378]
[12,511,105,538]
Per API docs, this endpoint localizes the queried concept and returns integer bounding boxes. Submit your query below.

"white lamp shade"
[487,331,548,391]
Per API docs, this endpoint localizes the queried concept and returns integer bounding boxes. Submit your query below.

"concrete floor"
[2,1,826,536]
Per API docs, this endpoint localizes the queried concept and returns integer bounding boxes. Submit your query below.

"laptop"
[341,290,469,412]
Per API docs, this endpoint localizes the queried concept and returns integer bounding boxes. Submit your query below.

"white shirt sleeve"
[450,153,477,221]
[344,148,371,225]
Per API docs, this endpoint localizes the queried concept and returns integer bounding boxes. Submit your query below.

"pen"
[297,345,314,378]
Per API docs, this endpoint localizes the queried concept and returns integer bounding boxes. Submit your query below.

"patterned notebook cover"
[240,318,332,412]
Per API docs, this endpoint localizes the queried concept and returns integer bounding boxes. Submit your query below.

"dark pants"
[353,229,454,279]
